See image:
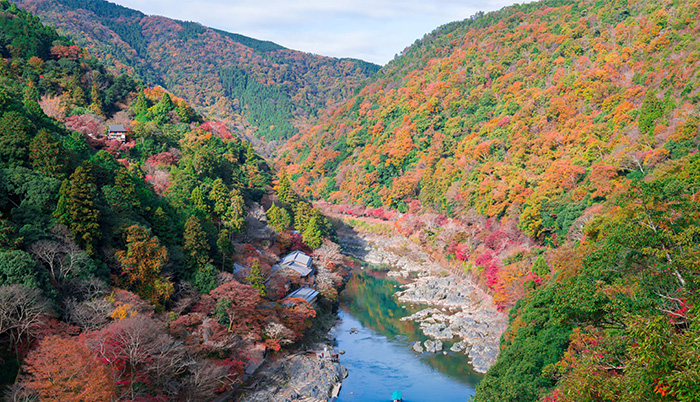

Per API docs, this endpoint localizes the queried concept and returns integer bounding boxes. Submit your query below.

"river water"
[332,271,482,402]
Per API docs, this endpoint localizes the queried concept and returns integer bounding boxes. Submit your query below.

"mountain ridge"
[13,0,380,146]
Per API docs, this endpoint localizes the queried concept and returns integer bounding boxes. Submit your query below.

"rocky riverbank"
[237,353,347,402]
[338,225,507,374]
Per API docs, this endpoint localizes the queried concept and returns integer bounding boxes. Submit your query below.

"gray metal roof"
[279,251,313,277]
[108,124,126,132]
[286,287,319,303]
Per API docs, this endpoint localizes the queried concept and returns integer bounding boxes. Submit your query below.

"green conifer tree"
[224,189,246,234]
[247,259,266,297]
[29,129,65,179]
[216,228,234,270]
[266,202,291,233]
[54,162,101,255]
[132,90,149,116]
[209,178,229,217]
[302,216,323,249]
[88,80,104,116]
[183,215,210,273]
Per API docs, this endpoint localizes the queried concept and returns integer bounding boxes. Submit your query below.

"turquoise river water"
[332,271,482,402]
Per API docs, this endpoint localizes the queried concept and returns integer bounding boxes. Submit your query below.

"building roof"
[279,250,313,277]
[108,124,126,132]
[285,287,319,304]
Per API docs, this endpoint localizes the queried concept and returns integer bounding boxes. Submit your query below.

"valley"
[1,0,699,401]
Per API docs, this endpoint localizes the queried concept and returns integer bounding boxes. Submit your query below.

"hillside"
[0,2,340,400]
[274,0,700,400]
[12,0,380,146]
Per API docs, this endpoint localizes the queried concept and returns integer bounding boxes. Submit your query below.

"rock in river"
[412,341,424,353]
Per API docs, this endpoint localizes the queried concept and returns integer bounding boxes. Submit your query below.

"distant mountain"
[13,0,380,145]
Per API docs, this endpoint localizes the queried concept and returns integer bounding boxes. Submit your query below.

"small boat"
[392,390,402,402]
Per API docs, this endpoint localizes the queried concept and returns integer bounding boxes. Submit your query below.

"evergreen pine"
[247,259,266,297]
[88,80,104,116]
[183,215,210,273]
[266,202,291,233]
[302,216,323,249]
[224,189,246,233]
[132,90,149,116]
[29,129,65,179]
[54,162,101,255]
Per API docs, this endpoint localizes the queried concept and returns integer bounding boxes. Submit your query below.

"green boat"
[392,390,402,402]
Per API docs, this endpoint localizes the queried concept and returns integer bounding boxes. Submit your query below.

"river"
[332,270,482,402]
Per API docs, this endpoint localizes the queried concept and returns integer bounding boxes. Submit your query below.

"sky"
[110,0,526,65]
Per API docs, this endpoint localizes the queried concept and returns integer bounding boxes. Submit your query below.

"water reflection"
[334,271,481,401]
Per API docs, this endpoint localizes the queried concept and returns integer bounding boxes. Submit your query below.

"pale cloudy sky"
[111,0,527,65]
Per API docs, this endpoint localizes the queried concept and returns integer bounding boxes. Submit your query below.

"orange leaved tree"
[23,335,116,401]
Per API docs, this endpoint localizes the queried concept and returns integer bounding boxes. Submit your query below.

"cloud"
[113,0,528,64]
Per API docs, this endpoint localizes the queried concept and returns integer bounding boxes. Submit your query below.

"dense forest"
[0,2,340,400]
[12,0,380,145]
[273,0,700,400]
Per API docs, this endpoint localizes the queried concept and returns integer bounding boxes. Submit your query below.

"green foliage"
[29,129,66,179]
[211,28,284,53]
[302,216,324,250]
[0,110,33,168]
[473,286,573,401]
[54,162,100,255]
[0,0,61,60]
[266,202,291,233]
[0,249,42,288]
[246,259,266,297]
[223,189,246,234]
[532,256,549,277]
[193,263,218,294]
[638,90,664,135]
[183,215,210,274]
[219,66,299,141]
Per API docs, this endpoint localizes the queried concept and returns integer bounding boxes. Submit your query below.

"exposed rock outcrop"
[238,354,347,402]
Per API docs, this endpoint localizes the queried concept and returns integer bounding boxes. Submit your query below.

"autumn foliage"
[23,335,116,401]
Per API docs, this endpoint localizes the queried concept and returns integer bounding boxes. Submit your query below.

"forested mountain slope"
[0,2,337,399]
[274,0,700,400]
[12,0,380,145]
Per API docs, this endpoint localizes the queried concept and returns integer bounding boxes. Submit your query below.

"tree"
[223,189,246,233]
[116,225,173,306]
[0,285,51,353]
[29,237,90,284]
[0,218,22,251]
[183,216,210,273]
[191,186,210,216]
[639,89,663,135]
[22,335,116,402]
[210,281,265,335]
[131,90,149,116]
[209,178,229,221]
[193,263,218,295]
[266,202,291,233]
[103,167,140,215]
[88,80,104,116]
[302,216,324,249]
[84,315,190,400]
[275,173,296,205]
[0,111,33,169]
[216,228,234,270]
[54,162,101,255]
[246,259,266,297]
[29,129,65,179]
[0,250,42,288]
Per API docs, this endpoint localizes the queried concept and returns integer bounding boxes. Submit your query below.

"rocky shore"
[339,226,507,373]
[237,353,347,402]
